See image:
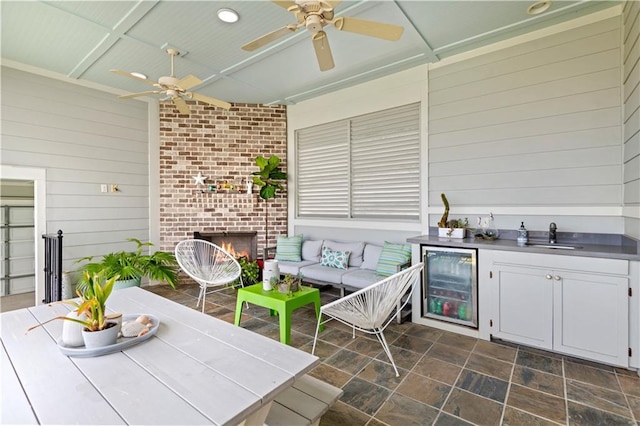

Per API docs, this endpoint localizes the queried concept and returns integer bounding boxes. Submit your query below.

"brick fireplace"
[158,101,287,256]
[194,231,258,260]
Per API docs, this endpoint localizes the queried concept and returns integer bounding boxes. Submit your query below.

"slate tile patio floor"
[145,282,640,426]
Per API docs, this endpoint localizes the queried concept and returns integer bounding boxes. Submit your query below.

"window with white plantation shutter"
[350,103,421,220]
[296,121,350,218]
[295,103,421,221]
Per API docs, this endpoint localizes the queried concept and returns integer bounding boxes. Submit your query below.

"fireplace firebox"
[194,231,258,260]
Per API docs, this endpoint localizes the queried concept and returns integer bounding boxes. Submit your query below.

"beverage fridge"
[421,246,478,328]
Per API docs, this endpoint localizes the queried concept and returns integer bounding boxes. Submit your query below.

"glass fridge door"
[423,247,477,328]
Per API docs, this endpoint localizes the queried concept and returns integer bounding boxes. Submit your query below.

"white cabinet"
[491,265,553,350]
[481,251,630,367]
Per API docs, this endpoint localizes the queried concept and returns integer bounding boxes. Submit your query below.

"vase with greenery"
[252,155,287,247]
[28,272,120,347]
[77,238,179,291]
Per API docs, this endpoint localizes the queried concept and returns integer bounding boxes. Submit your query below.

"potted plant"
[437,193,468,238]
[76,238,179,291]
[252,155,287,248]
[27,272,120,348]
[270,273,302,295]
[232,256,260,287]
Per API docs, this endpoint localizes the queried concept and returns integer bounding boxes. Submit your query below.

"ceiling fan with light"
[111,48,231,114]
[242,0,404,71]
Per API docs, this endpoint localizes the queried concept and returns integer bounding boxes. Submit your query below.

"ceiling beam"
[67,1,160,79]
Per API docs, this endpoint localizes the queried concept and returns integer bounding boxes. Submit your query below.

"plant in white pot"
[27,272,119,348]
[437,193,468,238]
[76,238,179,291]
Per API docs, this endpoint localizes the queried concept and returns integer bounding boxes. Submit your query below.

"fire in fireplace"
[194,231,258,260]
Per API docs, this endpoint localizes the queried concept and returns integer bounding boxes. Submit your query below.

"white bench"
[266,375,343,426]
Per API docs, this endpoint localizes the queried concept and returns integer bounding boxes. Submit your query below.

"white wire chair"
[312,262,424,377]
[175,239,243,313]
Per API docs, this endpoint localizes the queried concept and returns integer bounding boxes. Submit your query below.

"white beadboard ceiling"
[1,0,620,106]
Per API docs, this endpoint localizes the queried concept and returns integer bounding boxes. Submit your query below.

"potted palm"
[27,272,120,348]
[77,238,179,291]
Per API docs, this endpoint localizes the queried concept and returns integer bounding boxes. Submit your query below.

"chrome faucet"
[549,222,557,244]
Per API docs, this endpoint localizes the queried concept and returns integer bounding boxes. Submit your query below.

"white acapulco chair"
[175,239,243,313]
[312,262,424,377]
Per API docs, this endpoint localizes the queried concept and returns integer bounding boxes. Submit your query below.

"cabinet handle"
[554,275,561,281]
[545,274,552,280]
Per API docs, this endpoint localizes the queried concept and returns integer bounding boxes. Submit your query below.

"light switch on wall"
[101,184,108,193]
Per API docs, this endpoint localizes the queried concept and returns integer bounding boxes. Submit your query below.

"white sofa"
[264,238,412,322]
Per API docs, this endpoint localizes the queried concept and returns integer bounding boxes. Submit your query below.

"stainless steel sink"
[524,243,583,250]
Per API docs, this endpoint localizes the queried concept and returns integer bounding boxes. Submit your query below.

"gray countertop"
[406,232,640,261]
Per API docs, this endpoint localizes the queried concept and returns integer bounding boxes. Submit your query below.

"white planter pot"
[438,227,465,238]
[61,311,87,347]
[82,322,119,348]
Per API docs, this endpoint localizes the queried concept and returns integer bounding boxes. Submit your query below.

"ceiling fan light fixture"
[217,8,239,23]
[130,72,147,79]
[527,0,551,15]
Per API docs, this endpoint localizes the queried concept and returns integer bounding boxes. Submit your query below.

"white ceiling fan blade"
[271,0,297,9]
[312,31,335,72]
[118,91,161,99]
[332,16,404,41]
[188,92,231,110]
[176,75,202,91]
[242,24,299,51]
[110,69,156,86]
[172,96,191,115]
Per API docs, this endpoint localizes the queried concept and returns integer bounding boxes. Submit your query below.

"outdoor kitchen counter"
[406,233,640,261]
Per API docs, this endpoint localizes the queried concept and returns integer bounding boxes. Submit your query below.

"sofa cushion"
[361,244,383,270]
[376,241,412,277]
[323,240,365,267]
[299,264,355,285]
[320,248,350,270]
[302,240,323,262]
[341,269,381,290]
[278,260,317,276]
[275,235,303,262]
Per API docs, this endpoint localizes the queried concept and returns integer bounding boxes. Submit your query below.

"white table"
[1,286,319,425]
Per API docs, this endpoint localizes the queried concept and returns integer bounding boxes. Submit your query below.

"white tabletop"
[1,286,319,425]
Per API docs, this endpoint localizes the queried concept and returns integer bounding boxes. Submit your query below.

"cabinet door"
[553,272,628,366]
[492,266,553,350]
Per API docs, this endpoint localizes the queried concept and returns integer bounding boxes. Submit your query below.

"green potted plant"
[232,256,260,287]
[270,273,302,295]
[27,272,120,348]
[77,238,179,291]
[437,193,468,238]
[252,155,287,248]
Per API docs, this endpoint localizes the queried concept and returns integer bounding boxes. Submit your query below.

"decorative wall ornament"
[193,172,207,186]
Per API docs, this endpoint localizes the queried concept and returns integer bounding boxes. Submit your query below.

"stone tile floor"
[145,282,640,426]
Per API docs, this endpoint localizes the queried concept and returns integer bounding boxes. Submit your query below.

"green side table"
[234,283,323,345]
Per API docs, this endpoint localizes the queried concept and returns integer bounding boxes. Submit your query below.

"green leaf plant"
[252,155,287,247]
[26,272,117,333]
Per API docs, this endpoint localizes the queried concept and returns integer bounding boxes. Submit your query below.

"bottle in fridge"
[422,246,478,328]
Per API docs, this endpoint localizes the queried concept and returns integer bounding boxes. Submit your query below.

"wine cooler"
[421,246,478,328]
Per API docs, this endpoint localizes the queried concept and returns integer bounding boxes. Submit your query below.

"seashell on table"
[120,320,152,337]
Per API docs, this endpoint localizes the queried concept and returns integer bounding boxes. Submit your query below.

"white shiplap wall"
[1,66,150,269]
[428,16,624,233]
[623,1,640,239]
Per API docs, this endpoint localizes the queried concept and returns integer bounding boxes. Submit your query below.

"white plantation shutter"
[296,103,421,221]
[296,121,350,218]
[350,103,421,220]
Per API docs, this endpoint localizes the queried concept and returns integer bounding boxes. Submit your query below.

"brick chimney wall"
[158,101,288,255]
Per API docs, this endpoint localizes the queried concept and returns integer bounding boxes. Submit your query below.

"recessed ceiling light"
[217,8,239,23]
[527,0,552,15]
[130,72,147,80]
